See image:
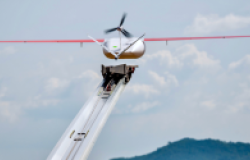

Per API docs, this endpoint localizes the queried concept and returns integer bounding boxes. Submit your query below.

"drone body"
[102,38,145,59]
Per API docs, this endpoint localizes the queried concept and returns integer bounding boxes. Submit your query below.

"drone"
[1,13,250,60]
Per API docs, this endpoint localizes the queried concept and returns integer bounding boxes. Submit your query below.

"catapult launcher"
[47,64,138,160]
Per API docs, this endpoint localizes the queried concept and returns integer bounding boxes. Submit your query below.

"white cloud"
[148,70,179,87]
[138,50,183,68]
[0,46,17,55]
[45,77,70,92]
[138,44,220,69]
[76,70,102,97]
[0,86,60,122]
[177,44,220,68]
[0,88,22,123]
[113,101,160,114]
[78,70,101,80]
[229,55,250,69]
[0,101,22,123]
[165,72,179,87]
[148,71,166,86]
[226,84,250,113]
[131,101,160,113]
[200,100,216,110]
[227,102,246,114]
[126,84,160,98]
[25,95,59,108]
[0,96,60,123]
[185,14,250,35]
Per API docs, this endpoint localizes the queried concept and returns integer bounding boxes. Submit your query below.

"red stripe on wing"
[1,35,250,43]
[144,35,250,41]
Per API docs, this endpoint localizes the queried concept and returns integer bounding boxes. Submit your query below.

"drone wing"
[0,39,104,43]
[144,35,250,41]
[1,35,249,43]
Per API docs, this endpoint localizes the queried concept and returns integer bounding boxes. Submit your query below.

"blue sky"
[0,0,250,160]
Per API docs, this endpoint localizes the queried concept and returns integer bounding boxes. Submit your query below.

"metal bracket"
[78,133,85,135]
[74,138,83,141]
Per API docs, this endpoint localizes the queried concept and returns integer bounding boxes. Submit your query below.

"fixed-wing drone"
[1,13,250,60]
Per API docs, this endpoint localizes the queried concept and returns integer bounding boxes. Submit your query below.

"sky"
[0,0,250,160]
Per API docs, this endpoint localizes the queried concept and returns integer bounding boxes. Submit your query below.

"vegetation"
[111,138,250,160]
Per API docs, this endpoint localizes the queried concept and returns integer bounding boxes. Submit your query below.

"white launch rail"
[47,78,126,160]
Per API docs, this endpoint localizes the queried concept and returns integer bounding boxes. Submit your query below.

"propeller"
[105,13,132,38]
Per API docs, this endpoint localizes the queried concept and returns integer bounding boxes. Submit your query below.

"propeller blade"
[121,30,128,37]
[120,13,126,27]
[105,27,117,33]
[122,29,132,37]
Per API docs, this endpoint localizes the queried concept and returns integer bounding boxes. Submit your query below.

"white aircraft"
[1,13,250,60]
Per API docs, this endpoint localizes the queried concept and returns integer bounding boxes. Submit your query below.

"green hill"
[111,138,250,160]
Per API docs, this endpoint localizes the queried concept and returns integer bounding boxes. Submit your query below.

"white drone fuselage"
[102,37,145,59]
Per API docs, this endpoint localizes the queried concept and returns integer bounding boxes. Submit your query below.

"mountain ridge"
[111,138,250,160]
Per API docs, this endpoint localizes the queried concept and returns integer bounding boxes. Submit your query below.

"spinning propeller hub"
[105,13,132,38]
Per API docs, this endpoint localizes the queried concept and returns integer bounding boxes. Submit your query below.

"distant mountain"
[111,138,250,160]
